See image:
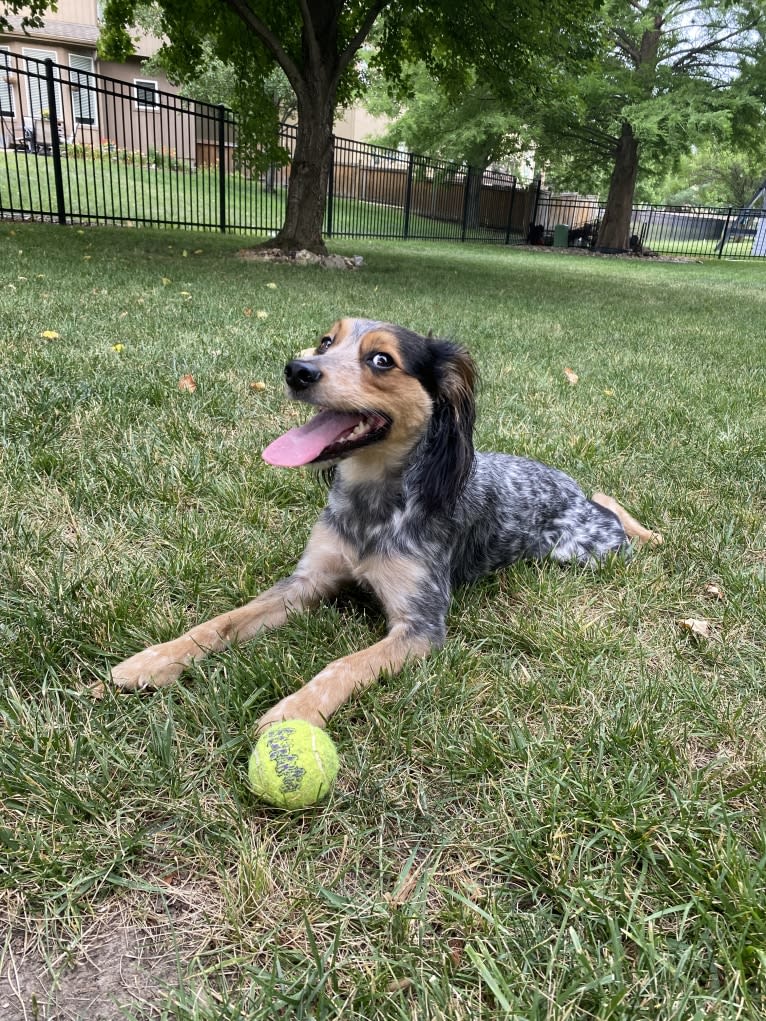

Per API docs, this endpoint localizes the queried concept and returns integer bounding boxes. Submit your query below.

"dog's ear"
[414,340,476,513]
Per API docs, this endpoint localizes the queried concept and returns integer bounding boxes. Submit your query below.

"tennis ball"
[248,720,339,810]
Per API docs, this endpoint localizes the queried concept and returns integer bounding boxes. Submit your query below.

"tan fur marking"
[353,553,430,624]
[592,492,664,546]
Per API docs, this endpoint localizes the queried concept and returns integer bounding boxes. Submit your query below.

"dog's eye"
[316,335,333,353]
[369,352,395,371]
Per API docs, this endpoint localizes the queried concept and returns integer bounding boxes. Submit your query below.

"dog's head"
[263,318,476,509]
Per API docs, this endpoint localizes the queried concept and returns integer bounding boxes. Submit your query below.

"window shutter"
[23,48,60,122]
[0,49,14,117]
[69,53,97,126]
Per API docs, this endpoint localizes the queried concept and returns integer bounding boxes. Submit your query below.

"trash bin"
[553,224,570,247]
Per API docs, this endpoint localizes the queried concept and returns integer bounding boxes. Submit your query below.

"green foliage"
[0,0,53,32]
[535,1,766,195]
[367,63,528,172]
[647,141,766,207]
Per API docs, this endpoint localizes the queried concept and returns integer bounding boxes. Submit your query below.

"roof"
[1,14,160,57]
[2,15,99,46]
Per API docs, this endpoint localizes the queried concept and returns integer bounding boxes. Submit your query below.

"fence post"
[460,166,473,242]
[44,59,67,225]
[217,104,226,233]
[530,175,542,233]
[325,137,335,238]
[403,152,414,239]
[504,178,517,245]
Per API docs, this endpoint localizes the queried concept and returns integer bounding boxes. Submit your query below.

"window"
[22,47,61,122]
[134,79,158,110]
[0,48,14,117]
[69,54,97,126]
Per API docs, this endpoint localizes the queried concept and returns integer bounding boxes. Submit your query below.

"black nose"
[285,360,322,391]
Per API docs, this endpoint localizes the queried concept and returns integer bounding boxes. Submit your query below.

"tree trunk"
[268,86,335,254]
[463,166,487,230]
[596,121,639,252]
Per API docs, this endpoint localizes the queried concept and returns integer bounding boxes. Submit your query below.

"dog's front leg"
[255,623,435,731]
[108,520,352,692]
[256,552,448,730]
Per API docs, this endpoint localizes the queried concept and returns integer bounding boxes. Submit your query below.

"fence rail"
[2,52,765,259]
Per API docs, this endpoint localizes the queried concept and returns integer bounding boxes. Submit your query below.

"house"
[0,1,190,160]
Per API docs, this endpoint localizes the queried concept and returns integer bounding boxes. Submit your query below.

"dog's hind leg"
[592,492,663,546]
[104,520,352,693]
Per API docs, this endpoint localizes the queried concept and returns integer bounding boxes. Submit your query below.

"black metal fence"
[2,52,765,259]
[527,191,766,260]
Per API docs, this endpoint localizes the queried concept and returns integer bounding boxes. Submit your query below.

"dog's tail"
[592,493,663,546]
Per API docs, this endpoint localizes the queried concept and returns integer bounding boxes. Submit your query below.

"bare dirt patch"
[0,882,220,1020]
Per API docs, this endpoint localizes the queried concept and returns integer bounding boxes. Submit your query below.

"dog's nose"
[285,360,322,391]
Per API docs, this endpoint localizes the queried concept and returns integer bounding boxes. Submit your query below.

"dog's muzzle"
[285,360,321,391]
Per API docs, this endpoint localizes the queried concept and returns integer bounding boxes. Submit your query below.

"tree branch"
[297,0,323,77]
[334,0,391,87]
[670,19,762,71]
[219,0,305,96]
[612,27,640,65]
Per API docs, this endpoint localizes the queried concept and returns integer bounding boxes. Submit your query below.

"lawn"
[1,224,765,1020]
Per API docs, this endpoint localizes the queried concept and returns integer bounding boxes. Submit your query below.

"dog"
[110,318,660,730]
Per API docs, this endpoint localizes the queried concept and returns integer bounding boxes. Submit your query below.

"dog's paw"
[256,694,328,734]
[110,645,186,691]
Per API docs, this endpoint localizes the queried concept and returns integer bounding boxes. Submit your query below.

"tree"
[2,0,601,253]
[533,1,766,251]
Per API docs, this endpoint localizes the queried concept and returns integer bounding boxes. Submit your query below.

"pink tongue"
[262,410,364,467]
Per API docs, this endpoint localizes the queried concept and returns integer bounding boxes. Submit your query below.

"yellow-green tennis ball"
[248,720,339,810]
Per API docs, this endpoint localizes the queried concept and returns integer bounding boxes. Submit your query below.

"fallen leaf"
[182,249,188,257]
[111,343,125,353]
[83,254,92,261]
[256,309,269,319]
[603,388,615,396]
[703,583,725,601]
[249,380,266,392]
[179,291,192,298]
[161,276,172,286]
[679,617,712,639]
[40,330,60,340]
[563,367,579,385]
[193,249,203,255]
[178,374,197,392]
[266,281,277,289]
[243,308,253,317]
[386,978,414,994]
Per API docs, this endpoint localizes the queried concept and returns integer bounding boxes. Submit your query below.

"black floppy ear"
[415,340,476,513]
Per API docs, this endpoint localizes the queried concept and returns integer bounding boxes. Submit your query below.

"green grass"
[1,224,765,1020]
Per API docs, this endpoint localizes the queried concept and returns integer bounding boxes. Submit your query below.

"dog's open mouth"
[262,409,391,467]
